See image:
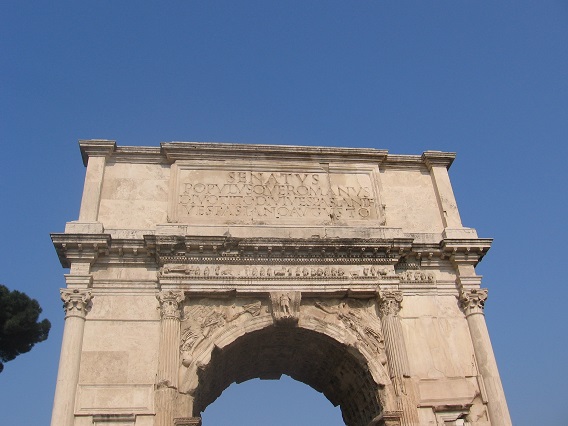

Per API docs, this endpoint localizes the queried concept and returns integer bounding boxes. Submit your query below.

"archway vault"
[177,297,390,426]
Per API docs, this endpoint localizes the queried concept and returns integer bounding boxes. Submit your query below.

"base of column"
[369,411,402,426]
[155,387,177,426]
[174,418,201,426]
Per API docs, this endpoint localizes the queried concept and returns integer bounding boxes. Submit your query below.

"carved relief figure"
[315,299,387,364]
[270,291,301,325]
[398,270,435,282]
[279,293,291,315]
[178,300,263,394]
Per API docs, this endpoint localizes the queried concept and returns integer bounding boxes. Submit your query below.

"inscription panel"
[169,161,382,225]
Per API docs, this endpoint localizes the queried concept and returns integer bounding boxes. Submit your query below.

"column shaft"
[157,318,182,387]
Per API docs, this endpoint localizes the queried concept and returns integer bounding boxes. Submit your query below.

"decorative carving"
[270,292,301,325]
[377,291,403,317]
[397,270,435,283]
[60,289,92,318]
[180,301,262,355]
[178,300,263,394]
[459,288,488,316]
[157,290,185,320]
[315,299,387,363]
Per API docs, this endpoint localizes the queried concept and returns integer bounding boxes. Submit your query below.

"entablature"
[51,232,491,272]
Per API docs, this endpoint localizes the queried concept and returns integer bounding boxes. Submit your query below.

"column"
[459,289,512,426]
[51,289,93,426]
[378,291,419,426]
[155,290,185,426]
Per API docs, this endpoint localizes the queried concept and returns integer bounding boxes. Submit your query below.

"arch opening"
[201,375,343,425]
[193,326,383,426]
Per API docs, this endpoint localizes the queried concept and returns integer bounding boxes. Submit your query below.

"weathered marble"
[51,140,511,426]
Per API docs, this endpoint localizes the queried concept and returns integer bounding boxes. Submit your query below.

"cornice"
[440,238,492,265]
[51,233,111,268]
[112,146,165,164]
[421,151,456,170]
[79,140,116,166]
[160,141,389,164]
[76,141,458,172]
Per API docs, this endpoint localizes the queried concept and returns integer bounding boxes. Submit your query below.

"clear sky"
[1,2,567,425]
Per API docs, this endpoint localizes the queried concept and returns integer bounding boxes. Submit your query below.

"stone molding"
[369,411,402,426]
[92,414,136,423]
[60,289,92,319]
[173,418,201,426]
[459,288,488,316]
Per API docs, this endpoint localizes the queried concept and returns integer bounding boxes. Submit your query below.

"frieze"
[397,270,435,283]
[160,263,395,280]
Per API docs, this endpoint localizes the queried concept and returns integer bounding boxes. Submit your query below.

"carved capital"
[157,290,185,320]
[459,288,488,316]
[377,291,403,317]
[60,289,92,319]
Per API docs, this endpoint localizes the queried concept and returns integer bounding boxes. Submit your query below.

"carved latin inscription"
[176,169,377,223]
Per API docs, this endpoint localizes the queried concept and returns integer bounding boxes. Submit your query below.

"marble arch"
[185,314,388,426]
[50,140,512,426]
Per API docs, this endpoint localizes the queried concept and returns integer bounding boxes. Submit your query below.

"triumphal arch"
[51,140,511,426]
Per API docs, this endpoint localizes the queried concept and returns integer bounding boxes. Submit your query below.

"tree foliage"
[0,284,51,373]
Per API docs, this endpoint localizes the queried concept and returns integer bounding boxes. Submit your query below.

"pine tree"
[0,284,51,372]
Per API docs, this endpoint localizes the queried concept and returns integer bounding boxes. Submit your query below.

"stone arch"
[179,311,391,426]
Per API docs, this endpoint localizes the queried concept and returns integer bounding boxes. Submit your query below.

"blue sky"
[1,2,567,425]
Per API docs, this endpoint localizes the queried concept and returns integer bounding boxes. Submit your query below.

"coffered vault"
[50,140,511,426]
